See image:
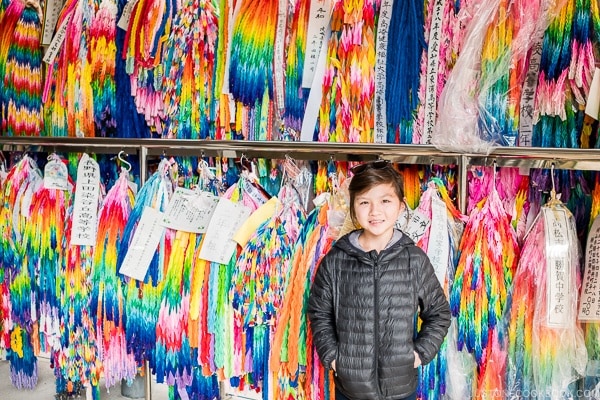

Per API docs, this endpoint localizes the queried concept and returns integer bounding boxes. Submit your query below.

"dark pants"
[335,388,417,400]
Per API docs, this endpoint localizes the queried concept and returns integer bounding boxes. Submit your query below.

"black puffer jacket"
[307,230,451,400]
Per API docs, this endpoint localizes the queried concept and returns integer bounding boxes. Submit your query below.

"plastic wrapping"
[432,0,567,153]
[505,201,587,399]
[432,0,502,154]
[445,321,477,399]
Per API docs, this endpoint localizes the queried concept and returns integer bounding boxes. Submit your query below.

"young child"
[307,160,451,400]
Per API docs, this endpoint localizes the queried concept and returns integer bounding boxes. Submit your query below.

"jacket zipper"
[373,258,383,399]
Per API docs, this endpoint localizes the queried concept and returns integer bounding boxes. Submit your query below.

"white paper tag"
[199,198,252,264]
[71,154,100,246]
[43,13,71,64]
[44,159,69,190]
[373,0,393,143]
[579,215,600,321]
[302,0,332,88]
[518,40,543,146]
[427,196,449,285]
[117,0,139,30]
[42,0,65,45]
[542,206,573,328]
[300,30,329,141]
[273,0,287,111]
[422,0,446,144]
[161,188,219,233]
[403,209,430,244]
[119,207,166,281]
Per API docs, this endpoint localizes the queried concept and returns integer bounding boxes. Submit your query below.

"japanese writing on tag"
[119,207,165,281]
[302,0,331,88]
[43,13,71,64]
[71,154,100,245]
[117,0,139,30]
[427,196,449,285]
[199,198,251,264]
[161,188,219,233]
[373,0,393,143]
[542,206,574,328]
[403,210,430,244]
[42,0,65,45]
[579,215,600,321]
[422,0,445,144]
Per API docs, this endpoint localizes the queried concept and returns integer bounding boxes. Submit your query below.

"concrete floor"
[0,357,170,400]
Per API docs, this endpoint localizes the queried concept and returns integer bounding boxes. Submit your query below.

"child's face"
[353,182,403,239]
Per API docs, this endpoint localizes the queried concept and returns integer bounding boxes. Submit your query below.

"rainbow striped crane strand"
[533,0,577,148]
[121,0,175,136]
[1,155,43,389]
[90,169,137,388]
[89,0,118,137]
[22,159,73,355]
[229,194,300,394]
[317,0,377,143]
[505,200,587,398]
[282,0,310,139]
[269,203,334,400]
[476,0,531,146]
[42,0,91,137]
[450,186,519,397]
[0,0,44,136]
[118,159,174,366]
[567,0,596,149]
[154,230,199,392]
[412,179,466,400]
[159,0,219,139]
[228,0,279,140]
[198,180,263,381]
[56,202,102,399]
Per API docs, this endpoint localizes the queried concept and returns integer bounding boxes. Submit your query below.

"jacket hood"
[333,229,415,265]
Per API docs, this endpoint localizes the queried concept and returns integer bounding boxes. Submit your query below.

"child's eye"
[382,199,391,203]
[359,201,369,205]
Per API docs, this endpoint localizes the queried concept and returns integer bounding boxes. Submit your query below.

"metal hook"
[239,153,251,171]
[118,151,132,172]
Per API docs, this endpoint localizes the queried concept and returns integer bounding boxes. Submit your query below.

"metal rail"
[2,137,600,170]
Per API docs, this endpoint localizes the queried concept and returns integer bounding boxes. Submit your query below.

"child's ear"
[400,198,408,212]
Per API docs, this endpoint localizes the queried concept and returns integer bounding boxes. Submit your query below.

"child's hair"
[348,161,405,225]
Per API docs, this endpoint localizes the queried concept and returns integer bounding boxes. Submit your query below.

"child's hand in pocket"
[413,352,421,368]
